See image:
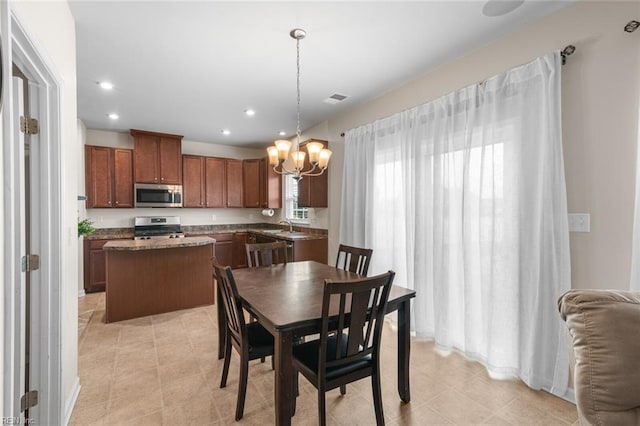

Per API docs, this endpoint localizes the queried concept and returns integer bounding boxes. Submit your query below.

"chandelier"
[266,29,332,181]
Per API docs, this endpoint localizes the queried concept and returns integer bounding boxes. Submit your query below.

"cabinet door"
[113,149,134,208]
[261,157,282,208]
[243,159,261,208]
[212,233,234,267]
[159,136,182,184]
[225,159,244,207]
[83,239,108,293]
[183,155,205,207]
[232,232,248,269]
[297,140,328,208]
[85,145,113,208]
[134,134,159,183]
[205,157,226,208]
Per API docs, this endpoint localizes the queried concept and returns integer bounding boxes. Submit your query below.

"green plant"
[78,218,96,237]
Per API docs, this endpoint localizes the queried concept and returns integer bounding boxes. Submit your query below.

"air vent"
[323,93,349,105]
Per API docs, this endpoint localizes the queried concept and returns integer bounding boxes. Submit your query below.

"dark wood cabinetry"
[248,232,327,263]
[297,139,328,208]
[260,158,282,209]
[233,232,248,268]
[243,159,261,208]
[131,129,183,184]
[182,155,205,207]
[83,238,128,292]
[206,157,226,208]
[225,159,243,207]
[85,145,133,208]
[210,233,233,267]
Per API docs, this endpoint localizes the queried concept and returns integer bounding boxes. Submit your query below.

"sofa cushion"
[558,289,640,426]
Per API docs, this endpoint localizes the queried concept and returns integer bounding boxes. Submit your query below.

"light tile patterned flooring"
[72,293,578,425]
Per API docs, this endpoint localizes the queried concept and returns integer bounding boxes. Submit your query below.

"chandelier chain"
[296,37,301,146]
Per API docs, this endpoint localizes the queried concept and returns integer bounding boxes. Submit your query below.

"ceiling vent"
[323,93,349,105]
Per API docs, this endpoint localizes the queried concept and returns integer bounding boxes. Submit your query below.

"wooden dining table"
[217,260,416,426]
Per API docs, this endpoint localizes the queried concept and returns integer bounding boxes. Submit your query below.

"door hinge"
[20,116,39,135]
[20,390,38,412]
[21,254,40,272]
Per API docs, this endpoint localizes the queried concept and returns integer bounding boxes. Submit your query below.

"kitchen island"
[103,236,215,323]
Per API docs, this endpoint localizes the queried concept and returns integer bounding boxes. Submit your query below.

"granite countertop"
[246,229,327,241]
[103,236,215,251]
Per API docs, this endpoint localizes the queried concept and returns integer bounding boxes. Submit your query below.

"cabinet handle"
[108,201,111,205]
[115,200,119,205]
[161,177,165,181]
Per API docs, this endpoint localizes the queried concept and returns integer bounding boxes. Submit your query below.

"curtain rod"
[339,45,577,138]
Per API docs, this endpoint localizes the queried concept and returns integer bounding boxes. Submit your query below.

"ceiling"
[70,1,571,148]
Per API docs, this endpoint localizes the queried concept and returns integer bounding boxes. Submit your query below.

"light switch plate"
[568,213,590,232]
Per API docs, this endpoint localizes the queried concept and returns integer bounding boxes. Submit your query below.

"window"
[284,175,309,222]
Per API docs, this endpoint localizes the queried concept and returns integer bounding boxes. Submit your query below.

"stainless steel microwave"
[134,184,183,208]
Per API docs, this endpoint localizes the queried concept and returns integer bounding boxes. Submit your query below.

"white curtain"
[630,80,640,291]
[340,52,570,396]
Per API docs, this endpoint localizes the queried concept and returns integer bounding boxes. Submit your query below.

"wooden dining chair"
[291,271,396,426]
[213,261,275,421]
[245,241,288,268]
[336,244,373,276]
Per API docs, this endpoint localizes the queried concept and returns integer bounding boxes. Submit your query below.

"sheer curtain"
[340,52,571,396]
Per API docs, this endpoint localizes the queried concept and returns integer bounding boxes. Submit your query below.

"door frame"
[2,5,64,423]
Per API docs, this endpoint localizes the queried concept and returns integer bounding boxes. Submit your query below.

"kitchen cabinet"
[249,232,327,264]
[83,238,129,293]
[131,129,183,184]
[232,232,248,269]
[206,157,226,208]
[243,159,261,208]
[297,139,328,208]
[260,157,282,209]
[211,233,234,267]
[225,159,243,207]
[182,155,205,207]
[85,145,134,208]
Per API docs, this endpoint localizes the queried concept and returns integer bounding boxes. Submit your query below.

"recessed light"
[98,81,114,90]
[108,113,119,120]
[221,129,231,135]
[279,131,287,136]
[245,109,256,117]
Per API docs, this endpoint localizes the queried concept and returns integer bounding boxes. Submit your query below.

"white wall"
[324,0,640,290]
[7,0,79,421]
[84,129,279,228]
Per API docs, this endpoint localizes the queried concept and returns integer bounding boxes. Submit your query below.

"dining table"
[216,260,416,426]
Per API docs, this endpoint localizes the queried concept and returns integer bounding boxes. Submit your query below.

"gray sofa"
[558,289,640,425]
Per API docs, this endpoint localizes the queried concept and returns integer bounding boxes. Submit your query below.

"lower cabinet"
[249,232,327,264]
[211,233,234,267]
[83,238,128,293]
[233,232,248,269]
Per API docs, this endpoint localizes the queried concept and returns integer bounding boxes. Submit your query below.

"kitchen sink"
[262,229,285,234]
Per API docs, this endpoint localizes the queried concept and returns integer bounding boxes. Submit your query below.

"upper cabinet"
[243,159,261,208]
[183,155,228,208]
[244,158,282,208]
[297,139,328,208]
[225,159,243,208]
[131,129,183,184]
[260,157,282,209]
[85,145,134,208]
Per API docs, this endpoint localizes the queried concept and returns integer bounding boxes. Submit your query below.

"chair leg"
[318,385,326,426]
[235,356,249,421]
[371,370,385,426]
[291,371,298,416]
[219,335,232,388]
[340,384,346,395]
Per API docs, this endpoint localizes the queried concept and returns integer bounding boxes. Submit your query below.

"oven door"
[135,184,183,208]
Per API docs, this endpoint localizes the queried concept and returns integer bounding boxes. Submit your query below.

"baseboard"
[63,376,81,426]
[77,290,86,298]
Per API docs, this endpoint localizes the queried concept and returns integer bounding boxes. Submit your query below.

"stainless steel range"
[134,216,185,240]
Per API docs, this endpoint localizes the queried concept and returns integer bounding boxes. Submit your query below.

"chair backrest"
[335,244,373,276]
[213,261,247,347]
[245,241,288,268]
[319,271,395,376]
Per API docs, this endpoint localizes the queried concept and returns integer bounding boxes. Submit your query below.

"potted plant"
[78,218,95,238]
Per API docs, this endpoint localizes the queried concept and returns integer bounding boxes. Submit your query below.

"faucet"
[279,218,293,232]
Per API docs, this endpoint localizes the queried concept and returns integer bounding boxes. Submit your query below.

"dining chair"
[291,270,396,426]
[213,261,275,421]
[336,244,373,276]
[246,241,288,268]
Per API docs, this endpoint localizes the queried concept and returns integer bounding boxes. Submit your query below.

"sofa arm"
[558,289,640,426]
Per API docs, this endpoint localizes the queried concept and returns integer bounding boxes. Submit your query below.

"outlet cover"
[568,213,590,233]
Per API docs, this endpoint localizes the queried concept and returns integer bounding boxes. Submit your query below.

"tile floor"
[71,293,578,425]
